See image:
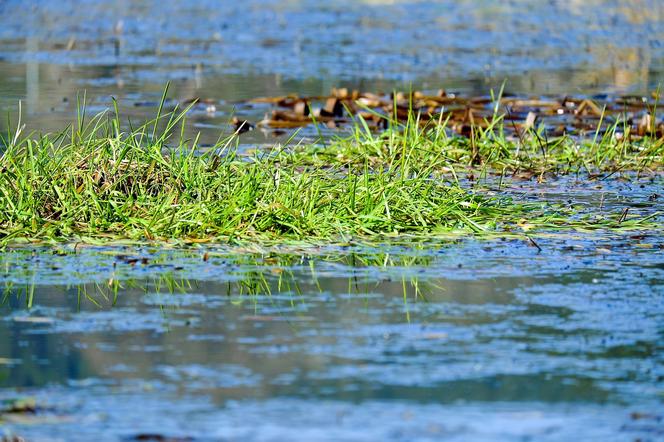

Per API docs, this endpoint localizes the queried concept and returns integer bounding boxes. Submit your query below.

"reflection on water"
[0,233,663,440]
[1,1,664,439]
[1,0,662,88]
[1,0,664,144]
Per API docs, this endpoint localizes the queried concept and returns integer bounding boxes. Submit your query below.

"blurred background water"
[0,0,663,140]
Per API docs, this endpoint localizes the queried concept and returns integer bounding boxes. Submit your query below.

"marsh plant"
[0,88,660,245]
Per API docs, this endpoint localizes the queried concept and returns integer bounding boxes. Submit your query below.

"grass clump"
[297,101,664,179]
[0,95,658,245]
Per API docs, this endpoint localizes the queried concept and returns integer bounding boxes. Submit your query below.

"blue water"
[1,0,663,89]
[0,1,663,440]
[1,223,663,440]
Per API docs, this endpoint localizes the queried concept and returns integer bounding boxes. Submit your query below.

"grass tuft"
[0,96,660,245]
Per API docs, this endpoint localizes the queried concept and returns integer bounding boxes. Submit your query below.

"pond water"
[0,0,663,440]
[0,175,662,440]
[1,0,664,144]
[1,227,663,441]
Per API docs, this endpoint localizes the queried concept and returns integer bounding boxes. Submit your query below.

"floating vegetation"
[0,87,661,246]
[242,86,664,139]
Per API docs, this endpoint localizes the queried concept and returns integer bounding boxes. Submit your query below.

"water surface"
[1,0,664,143]
[1,221,663,440]
[1,1,663,440]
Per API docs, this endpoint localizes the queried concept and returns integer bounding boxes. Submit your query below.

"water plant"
[0,90,659,246]
[283,90,664,179]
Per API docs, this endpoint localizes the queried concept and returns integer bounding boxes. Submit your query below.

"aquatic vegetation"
[0,90,660,246]
[246,87,664,177]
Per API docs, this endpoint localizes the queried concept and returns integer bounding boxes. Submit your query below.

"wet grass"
[0,92,660,246]
[295,99,664,179]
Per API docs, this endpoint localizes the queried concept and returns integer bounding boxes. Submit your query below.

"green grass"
[297,102,664,179]
[0,91,660,246]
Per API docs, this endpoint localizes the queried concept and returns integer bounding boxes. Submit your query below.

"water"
[1,0,664,144]
[1,1,663,440]
[1,228,663,440]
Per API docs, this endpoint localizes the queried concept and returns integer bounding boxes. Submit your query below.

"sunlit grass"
[297,97,664,179]
[0,89,660,246]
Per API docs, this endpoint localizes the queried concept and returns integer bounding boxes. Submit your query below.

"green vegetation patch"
[245,86,664,177]
[294,103,664,178]
[0,94,660,245]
